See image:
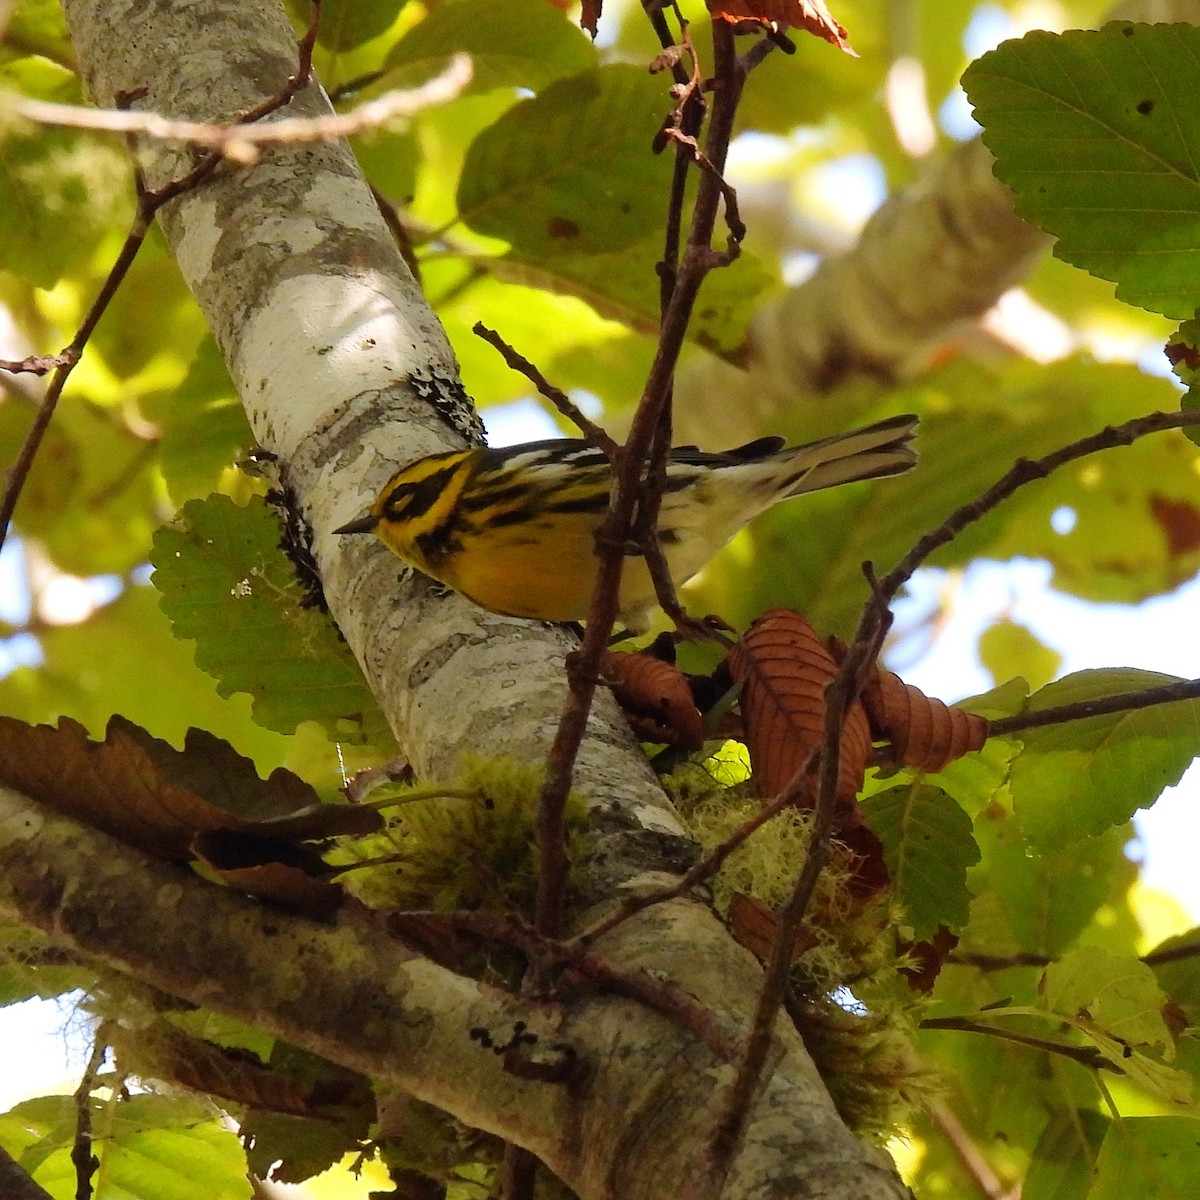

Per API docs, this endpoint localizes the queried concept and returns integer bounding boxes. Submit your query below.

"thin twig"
[928,1106,1010,1200]
[701,618,885,1190]
[71,1030,110,1200]
[919,1015,1112,1071]
[471,323,619,457]
[14,56,472,164]
[430,910,741,1061]
[572,791,794,950]
[871,408,1200,619]
[987,676,1200,737]
[501,1144,538,1200]
[532,11,748,944]
[0,5,326,551]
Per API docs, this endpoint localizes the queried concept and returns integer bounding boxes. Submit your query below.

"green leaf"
[2,392,163,576]
[963,23,1200,318]
[0,924,94,1007]
[150,495,391,746]
[2,0,76,68]
[384,0,597,94]
[967,816,1136,959]
[457,65,671,259]
[0,1094,252,1200]
[149,337,254,505]
[1149,927,1200,1011]
[0,99,129,287]
[1024,1108,1109,1200]
[1009,669,1200,850]
[0,585,298,777]
[284,0,407,53]
[979,619,1062,692]
[1091,1116,1200,1198]
[1041,946,1173,1054]
[860,784,980,940]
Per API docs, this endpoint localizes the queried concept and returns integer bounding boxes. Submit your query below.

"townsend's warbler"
[335,414,917,629]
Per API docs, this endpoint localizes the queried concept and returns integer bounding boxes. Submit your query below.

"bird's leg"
[639,525,732,644]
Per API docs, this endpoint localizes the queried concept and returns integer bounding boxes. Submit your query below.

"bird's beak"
[334,513,379,535]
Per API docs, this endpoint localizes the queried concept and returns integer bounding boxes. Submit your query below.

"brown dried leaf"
[834,821,890,901]
[728,892,819,963]
[121,1024,364,1118]
[726,609,871,805]
[576,0,602,37]
[899,926,959,994]
[603,648,704,750]
[192,829,343,919]
[706,0,854,54]
[861,667,989,772]
[0,714,381,862]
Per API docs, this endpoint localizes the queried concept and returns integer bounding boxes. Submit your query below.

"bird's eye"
[383,483,416,520]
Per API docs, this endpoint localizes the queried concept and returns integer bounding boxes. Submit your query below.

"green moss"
[332,757,587,914]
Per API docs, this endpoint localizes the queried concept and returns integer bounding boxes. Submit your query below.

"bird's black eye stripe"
[384,467,458,521]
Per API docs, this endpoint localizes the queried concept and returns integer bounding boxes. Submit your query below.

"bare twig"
[501,1144,538,1200]
[471,323,619,457]
[572,790,796,950]
[0,5,326,551]
[871,408,1200,620]
[701,613,886,1192]
[987,676,1200,737]
[71,1029,110,1200]
[919,1014,1112,1071]
[430,910,741,1061]
[532,12,748,944]
[13,55,472,164]
[928,1106,1012,1200]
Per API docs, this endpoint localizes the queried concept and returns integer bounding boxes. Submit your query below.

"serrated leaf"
[963,23,1200,318]
[0,714,379,862]
[151,494,390,744]
[861,784,980,940]
[458,65,671,258]
[1091,1116,1200,1196]
[0,1094,252,1200]
[1041,946,1174,1054]
[0,924,94,1008]
[968,816,1137,959]
[1009,668,1200,850]
[384,0,596,94]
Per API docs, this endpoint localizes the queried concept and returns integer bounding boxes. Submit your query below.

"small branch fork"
[0,3,465,556]
[0,4,325,552]
[531,12,755,946]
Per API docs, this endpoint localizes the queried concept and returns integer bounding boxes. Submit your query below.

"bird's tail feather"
[781,413,918,497]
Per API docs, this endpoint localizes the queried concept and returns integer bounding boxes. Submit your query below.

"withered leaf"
[860,666,989,772]
[725,609,871,805]
[603,648,704,750]
[0,714,381,862]
[706,0,854,54]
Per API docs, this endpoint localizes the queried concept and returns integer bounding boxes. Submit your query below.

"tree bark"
[47,1,910,1198]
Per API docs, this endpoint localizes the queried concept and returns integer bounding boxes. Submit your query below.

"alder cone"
[726,609,871,805]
